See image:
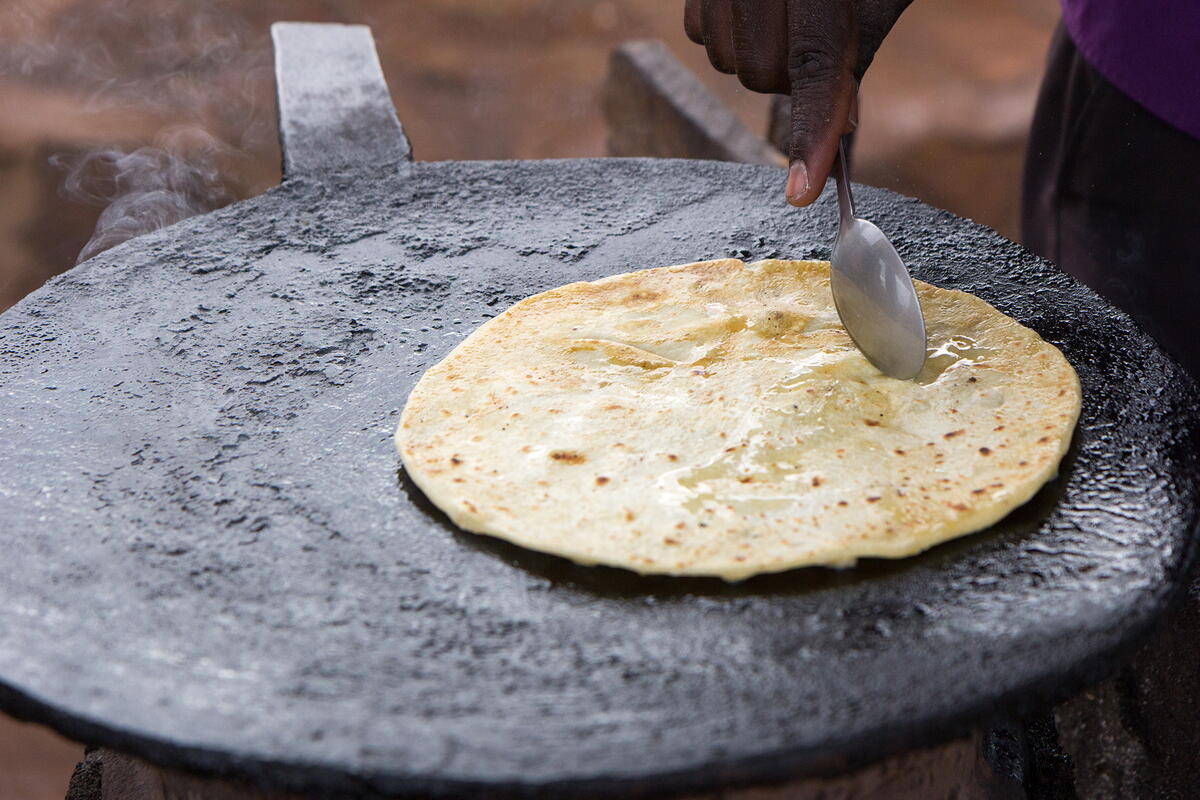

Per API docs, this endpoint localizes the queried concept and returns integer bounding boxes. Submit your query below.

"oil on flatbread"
[397,259,1081,580]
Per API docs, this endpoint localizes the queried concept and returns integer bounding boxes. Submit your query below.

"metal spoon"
[829,139,927,379]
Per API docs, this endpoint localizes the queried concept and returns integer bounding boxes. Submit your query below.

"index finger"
[784,0,857,206]
[685,0,704,43]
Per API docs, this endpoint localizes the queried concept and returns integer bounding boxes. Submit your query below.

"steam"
[52,127,236,263]
[1,0,277,263]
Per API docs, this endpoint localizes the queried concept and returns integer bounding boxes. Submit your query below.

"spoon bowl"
[830,141,927,379]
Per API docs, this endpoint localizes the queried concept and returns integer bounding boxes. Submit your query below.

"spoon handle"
[833,138,855,227]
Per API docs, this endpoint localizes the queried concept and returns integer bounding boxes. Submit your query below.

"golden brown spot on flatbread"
[549,450,586,464]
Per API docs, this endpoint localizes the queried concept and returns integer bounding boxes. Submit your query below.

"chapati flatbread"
[396,259,1080,580]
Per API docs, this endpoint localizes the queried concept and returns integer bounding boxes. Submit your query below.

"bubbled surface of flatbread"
[397,259,1081,580]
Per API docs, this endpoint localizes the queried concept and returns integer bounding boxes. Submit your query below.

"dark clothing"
[1022,26,1200,799]
[1060,0,1200,139]
[1022,25,1200,378]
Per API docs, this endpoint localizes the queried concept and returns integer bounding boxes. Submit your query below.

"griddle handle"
[271,22,412,179]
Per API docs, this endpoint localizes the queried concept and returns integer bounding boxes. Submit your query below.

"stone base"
[65,729,1039,800]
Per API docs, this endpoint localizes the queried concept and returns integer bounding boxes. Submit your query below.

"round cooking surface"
[0,158,1197,798]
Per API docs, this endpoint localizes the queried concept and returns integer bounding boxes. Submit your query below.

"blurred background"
[0,0,1056,796]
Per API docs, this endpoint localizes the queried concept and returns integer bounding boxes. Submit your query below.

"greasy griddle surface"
[0,159,1196,799]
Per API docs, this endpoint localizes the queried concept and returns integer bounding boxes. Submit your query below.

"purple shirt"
[1060,0,1200,139]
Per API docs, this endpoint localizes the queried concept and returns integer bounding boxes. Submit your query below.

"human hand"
[684,0,913,206]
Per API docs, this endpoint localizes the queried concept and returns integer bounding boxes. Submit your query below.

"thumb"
[784,0,858,206]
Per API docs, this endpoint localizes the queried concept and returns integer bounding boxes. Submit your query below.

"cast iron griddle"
[1,22,1198,800]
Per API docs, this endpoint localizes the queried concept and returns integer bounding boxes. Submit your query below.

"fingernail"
[786,161,809,204]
